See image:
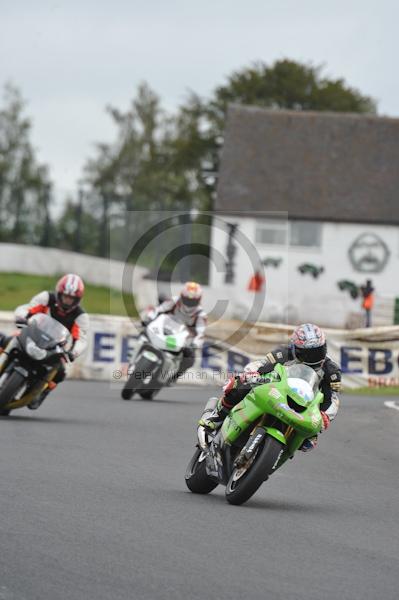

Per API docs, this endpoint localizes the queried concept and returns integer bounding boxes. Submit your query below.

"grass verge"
[0,272,137,317]
[343,386,399,396]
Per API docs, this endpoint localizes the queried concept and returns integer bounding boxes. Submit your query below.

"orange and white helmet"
[56,274,85,313]
[179,281,202,316]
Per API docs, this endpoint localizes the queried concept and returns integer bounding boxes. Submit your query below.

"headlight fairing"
[25,337,47,360]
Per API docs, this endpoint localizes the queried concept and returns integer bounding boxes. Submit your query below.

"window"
[290,221,321,247]
[255,220,322,248]
[255,221,288,246]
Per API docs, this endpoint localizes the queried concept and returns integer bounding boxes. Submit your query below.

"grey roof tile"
[216,105,399,224]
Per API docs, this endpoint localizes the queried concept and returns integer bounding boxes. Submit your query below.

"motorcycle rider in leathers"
[0,274,89,409]
[199,323,341,452]
[141,282,207,382]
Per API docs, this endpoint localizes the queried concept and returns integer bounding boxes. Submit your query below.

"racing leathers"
[201,345,341,450]
[142,296,207,379]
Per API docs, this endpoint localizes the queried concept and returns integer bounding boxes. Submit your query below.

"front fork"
[201,419,275,485]
[0,337,19,375]
[200,415,304,484]
[231,418,302,474]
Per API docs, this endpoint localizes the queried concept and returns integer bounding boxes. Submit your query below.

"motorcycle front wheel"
[121,377,136,400]
[0,370,26,408]
[225,436,284,506]
[185,447,218,494]
[121,355,156,400]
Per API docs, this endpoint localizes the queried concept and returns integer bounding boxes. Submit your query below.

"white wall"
[209,216,399,327]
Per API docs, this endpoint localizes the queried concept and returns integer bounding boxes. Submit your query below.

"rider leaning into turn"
[0,274,89,410]
[141,282,207,381]
[200,323,341,452]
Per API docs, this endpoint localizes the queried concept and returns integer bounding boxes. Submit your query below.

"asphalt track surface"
[0,381,398,600]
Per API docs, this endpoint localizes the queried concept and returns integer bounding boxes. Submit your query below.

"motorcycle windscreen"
[162,315,187,336]
[28,314,71,349]
[285,363,318,404]
[164,316,188,351]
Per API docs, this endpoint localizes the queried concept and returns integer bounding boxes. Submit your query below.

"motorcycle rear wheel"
[185,448,218,494]
[225,436,284,506]
[138,389,155,400]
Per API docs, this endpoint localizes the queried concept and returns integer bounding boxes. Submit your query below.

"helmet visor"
[60,293,76,307]
[58,293,80,312]
[181,295,200,308]
[294,345,327,367]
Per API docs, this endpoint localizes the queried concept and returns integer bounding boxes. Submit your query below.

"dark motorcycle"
[0,313,72,416]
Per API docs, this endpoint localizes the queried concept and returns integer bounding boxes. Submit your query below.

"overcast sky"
[1,0,398,202]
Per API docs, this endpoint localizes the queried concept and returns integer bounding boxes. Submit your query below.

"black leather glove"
[258,362,274,375]
[67,351,76,362]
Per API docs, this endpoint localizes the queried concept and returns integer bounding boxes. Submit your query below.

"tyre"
[121,374,136,400]
[139,380,163,400]
[185,448,218,494]
[121,355,156,400]
[139,389,154,400]
[0,370,26,408]
[225,436,284,506]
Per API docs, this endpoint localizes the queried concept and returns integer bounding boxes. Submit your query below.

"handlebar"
[15,319,28,329]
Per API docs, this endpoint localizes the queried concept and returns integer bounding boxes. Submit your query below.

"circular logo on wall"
[348,233,390,273]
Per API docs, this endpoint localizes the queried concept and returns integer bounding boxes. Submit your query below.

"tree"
[55,196,99,255]
[81,82,207,259]
[0,83,53,244]
[209,59,376,123]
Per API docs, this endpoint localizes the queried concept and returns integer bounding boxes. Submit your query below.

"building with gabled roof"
[210,105,399,327]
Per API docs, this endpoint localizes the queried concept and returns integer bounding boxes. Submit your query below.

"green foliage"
[55,197,99,255]
[68,82,213,262]
[0,272,135,316]
[211,59,376,116]
[343,386,399,396]
[0,83,53,245]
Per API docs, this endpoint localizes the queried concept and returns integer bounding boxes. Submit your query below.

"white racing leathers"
[15,290,89,359]
[142,296,207,350]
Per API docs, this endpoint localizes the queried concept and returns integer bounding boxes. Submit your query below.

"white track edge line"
[384,400,399,411]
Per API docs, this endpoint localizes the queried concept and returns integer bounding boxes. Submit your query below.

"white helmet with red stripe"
[56,274,85,313]
[179,281,202,316]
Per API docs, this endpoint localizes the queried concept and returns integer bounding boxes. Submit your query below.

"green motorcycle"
[185,362,324,505]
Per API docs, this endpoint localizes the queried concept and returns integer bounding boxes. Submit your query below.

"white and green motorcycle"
[121,313,190,400]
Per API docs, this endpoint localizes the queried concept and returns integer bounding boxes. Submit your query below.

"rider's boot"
[28,391,48,410]
[198,397,230,432]
[299,436,318,452]
[28,381,57,410]
[299,412,330,452]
